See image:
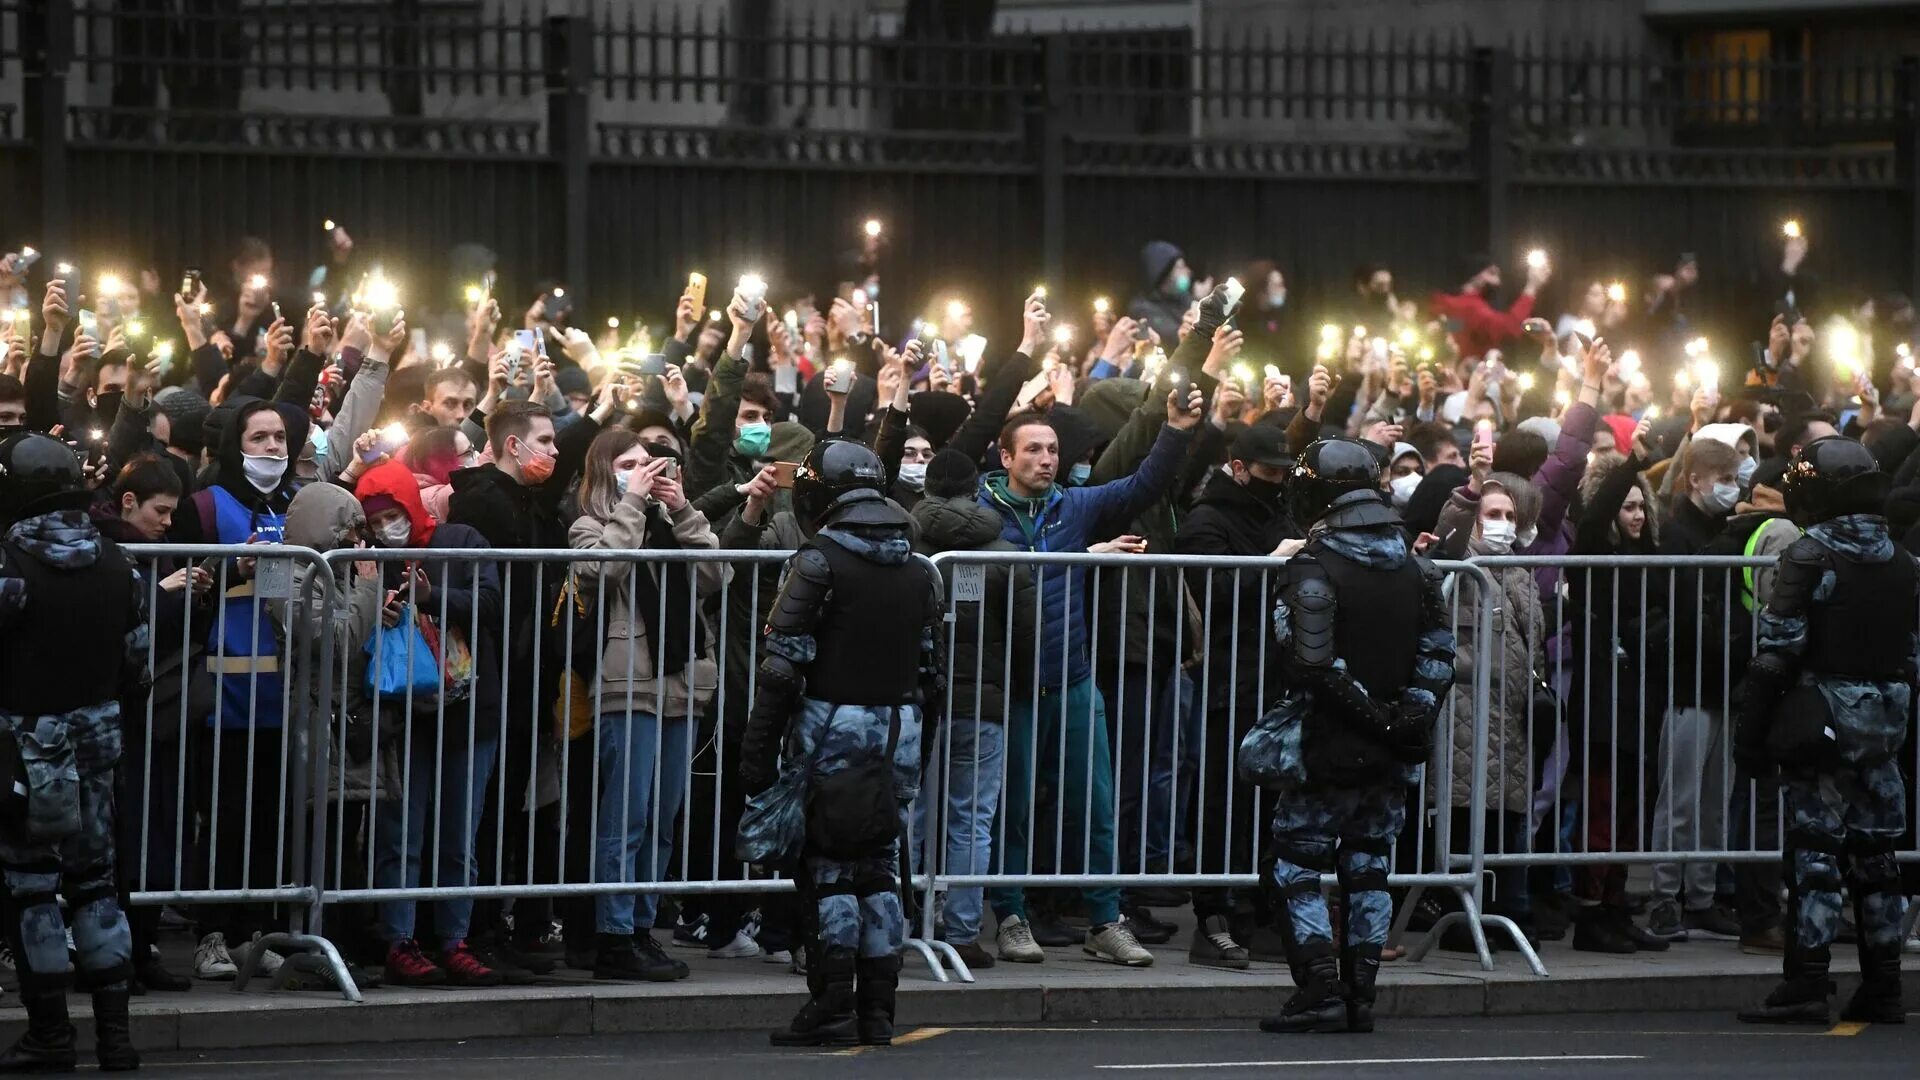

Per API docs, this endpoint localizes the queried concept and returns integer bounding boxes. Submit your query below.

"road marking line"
[1097,1054,1647,1070]
[1826,1021,1868,1036]
[894,1026,952,1046]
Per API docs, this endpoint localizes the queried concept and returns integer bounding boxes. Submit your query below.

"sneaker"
[1644,898,1689,941]
[194,932,238,981]
[950,939,996,970]
[1190,915,1251,970]
[231,933,286,977]
[1740,925,1787,955]
[1683,902,1741,941]
[996,915,1046,963]
[1085,922,1154,967]
[1609,908,1670,952]
[638,933,690,980]
[1570,906,1637,954]
[384,939,448,986]
[672,913,711,949]
[710,928,765,959]
[597,934,686,982]
[1120,906,1178,946]
[1028,913,1086,947]
[439,940,505,987]
[0,939,16,977]
[472,941,540,985]
[282,952,383,993]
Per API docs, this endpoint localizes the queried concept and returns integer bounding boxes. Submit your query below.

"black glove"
[1191,282,1235,340]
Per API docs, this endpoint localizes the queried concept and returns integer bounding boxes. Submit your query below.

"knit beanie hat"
[925,448,979,499]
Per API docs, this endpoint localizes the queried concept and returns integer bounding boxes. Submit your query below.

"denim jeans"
[989,678,1121,927]
[374,731,500,944]
[592,709,692,935]
[913,715,1006,945]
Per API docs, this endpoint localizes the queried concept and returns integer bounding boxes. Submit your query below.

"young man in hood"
[1127,240,1193,346]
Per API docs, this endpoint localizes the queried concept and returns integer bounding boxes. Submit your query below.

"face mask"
[1266,289,1287,310]
[1518,524,1538,548]
[735,421,772,458]
[1068,462,1092,485]
[92,390,123,422]
[377,518,412,548]
[242,453,288,493]
[1736,456,1757,485]
[1243,475,1285,505]
[1170,271,1192,295]
[614,468,632,497]
[514,441,556,485]
[1388,472,1422,508]
[898,462,927,491]
[1480,519,1517,550]
[1698,481,1739,515]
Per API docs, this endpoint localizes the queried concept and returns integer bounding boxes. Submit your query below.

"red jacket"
[1429,288,1535,362]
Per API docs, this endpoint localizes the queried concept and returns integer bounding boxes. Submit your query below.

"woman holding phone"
[567,428,730,981]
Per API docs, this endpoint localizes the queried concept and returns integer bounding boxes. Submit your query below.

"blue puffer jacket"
[978,421,1194,689]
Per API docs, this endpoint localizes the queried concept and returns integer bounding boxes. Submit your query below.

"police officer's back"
[0,433,147,1071]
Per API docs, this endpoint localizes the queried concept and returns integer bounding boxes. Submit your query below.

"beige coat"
[568,495,731,719]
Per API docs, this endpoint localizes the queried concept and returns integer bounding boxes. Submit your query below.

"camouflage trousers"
[807,836,907,959]
[1783,763,1909,954]
[0,766,133,992]
[1270,783,1406,949]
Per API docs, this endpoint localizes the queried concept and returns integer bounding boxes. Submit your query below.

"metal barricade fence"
[121,544,351,994]
[919,551,1535,976]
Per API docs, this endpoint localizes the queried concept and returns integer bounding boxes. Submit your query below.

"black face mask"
[1243,475,1285,505]
[90,390,125,429]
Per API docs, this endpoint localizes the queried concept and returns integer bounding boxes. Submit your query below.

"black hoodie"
[168,397,308,544]
[910,494,1036,726]
[1177,469,1301,713]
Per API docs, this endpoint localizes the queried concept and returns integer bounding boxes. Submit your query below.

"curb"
[9,966,1913,1051]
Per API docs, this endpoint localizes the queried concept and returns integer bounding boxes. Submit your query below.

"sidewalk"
[10,925,1915,1053]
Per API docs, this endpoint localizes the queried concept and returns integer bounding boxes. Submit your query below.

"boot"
[1739,943,1833,1025]
[1258,945,1348,1034]
[1342,943,1382,1033]
[1841,941,1906,1024]
[769,948,857,1047]
[0,987,78,1073]
[1570,905,1639,954]
[91,988,140,1072]
[854,954,902,1046]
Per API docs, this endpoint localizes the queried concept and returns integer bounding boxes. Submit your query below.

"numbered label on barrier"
[255,557,293,600]
[951,563,986,603]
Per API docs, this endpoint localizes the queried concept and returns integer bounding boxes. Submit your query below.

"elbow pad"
[766,547,833,641]
[1288,574,1338,671]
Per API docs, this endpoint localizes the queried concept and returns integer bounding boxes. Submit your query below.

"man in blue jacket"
[977,385,1202,966]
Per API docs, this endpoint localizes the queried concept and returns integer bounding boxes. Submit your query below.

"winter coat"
[568,496,729,720]
[1177,469,1300,715]
[1569,453,1662,749]
[910,495,1037,725]
[1443,545,1543,815]
[1658,493,1735,709]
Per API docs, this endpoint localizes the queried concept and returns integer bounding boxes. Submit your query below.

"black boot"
[91,988,140,1072]
[1258,945,1348,1034]
[1739,943,1833,1025]
[1842,922,1906,1025]
[1341,943,1382,1033]
[1570,905,1639,954]
[854,954,902,1046]
[769,948,857,1047]
[0,987,77,1073]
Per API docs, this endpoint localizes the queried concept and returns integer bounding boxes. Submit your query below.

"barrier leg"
[902,936,949,983]
[232,929,363,1003]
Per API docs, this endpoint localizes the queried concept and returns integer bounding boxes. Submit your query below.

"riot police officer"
[0,434,147,1072]
[739,439,945,1048]
[1736,436,1915,1026]
[1255,439,1456,1035]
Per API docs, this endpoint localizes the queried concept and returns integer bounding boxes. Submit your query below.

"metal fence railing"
[105,543,1920,999]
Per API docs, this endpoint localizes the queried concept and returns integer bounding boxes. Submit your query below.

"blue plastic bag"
[364,605,442,700]
[735,765,809,870]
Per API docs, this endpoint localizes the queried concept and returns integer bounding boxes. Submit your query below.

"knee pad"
[2,887,72,990]
[1790,846,1844,895]
[1336,838,1391,895]
[1846,843,1901,898]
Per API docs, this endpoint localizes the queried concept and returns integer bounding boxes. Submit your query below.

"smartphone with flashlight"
[1220,277,1245,320]
[513,328,544,361]
[738,275,769,322]
[823,359,856,395]
[634,352,667,378]
[179,267,202,302]
[772,461,799,489]
[686,272,708,314]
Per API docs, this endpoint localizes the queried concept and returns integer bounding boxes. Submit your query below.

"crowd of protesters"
[0,216,1915,995]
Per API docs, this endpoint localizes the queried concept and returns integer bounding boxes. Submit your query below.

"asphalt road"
[140,1011,1919,1079]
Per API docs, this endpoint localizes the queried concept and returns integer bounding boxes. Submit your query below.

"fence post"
[1898,57,1920,311]
[23,0,73,256]
[545,12,593,295]
[1469,46,1513,265]
[1031,35,1067,289]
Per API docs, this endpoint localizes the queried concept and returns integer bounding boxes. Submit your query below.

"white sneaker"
[1084,922,1155,967]
[710,928,764,958]
[762,949,793,965]
[231,933,285,976]
[194,932,239,980]
[996,914,1045,963]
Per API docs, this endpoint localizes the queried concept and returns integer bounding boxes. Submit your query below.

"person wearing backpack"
[739,440,945,1049]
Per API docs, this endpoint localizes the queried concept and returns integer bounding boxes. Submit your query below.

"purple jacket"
[1523,401,1597,653]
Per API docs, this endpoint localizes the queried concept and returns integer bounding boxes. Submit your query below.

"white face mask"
[1736,456,1757,485]
[377,518,413,548]
[898,462,928,491]
[242,453,288,494]
[1480,519,1517,550]
[1698,481,1739,515]
[1388,472,1422,508]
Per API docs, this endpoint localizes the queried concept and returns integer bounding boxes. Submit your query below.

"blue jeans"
[374,732,499,944]
[593,710,692,935]
[989,678,1121,927]
[1109,665,1196,875]
[913,715,1006,945]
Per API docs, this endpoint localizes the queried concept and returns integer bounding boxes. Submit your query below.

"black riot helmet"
[1288,438,1384,527]
[793,437,888,531]
[0,432,88,527]
[1783,435,1888,527]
